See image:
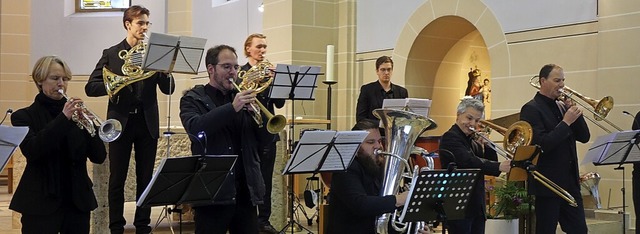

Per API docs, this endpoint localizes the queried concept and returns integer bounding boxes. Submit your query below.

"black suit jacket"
[326,158,397,234]
[10,96,106,215]
[439,124,501,219]
[520,92,590,197]
[85,39,175,139]
[356,81,408,122]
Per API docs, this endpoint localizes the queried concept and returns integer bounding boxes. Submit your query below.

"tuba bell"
[580,172,602,209]
[102,41,157,99]
[373,108,436,234]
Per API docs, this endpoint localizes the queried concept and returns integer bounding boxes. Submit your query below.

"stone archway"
[391,0,508,135]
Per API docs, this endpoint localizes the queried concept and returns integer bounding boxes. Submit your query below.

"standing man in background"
[85,5,175,234]
[240,33,285,234]
[520,64,590,234]
[356,56,408,122]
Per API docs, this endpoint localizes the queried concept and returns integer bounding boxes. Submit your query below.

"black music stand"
[281,130,368,234]
[585,130,640,233]
[0,125,28,172]
[400,168,481,234]
[137,155,236,233]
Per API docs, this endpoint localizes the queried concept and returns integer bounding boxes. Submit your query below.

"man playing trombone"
[439,97,511,234]
[520,64,590,234]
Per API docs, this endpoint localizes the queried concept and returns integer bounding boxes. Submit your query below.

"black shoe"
[258,224,279,234]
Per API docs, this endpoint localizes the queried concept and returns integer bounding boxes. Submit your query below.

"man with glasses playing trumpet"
[180,45,265,233]
[10,56,106,234]
[84,5,175,234]
[520,64,590,234]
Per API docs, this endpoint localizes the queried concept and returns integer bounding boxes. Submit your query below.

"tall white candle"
[326,45,335,82]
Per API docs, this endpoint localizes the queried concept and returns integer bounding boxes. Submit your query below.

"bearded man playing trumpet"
[84,5,175,234]
[439,98,511,234]
[520,64,590,234]
[10,56,106,234]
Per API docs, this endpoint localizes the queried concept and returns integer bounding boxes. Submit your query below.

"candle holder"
[322,80,337,130]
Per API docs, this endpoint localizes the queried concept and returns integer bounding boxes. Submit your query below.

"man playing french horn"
[84,5,175,234]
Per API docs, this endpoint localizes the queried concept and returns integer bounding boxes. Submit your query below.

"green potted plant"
[486,178,534,234]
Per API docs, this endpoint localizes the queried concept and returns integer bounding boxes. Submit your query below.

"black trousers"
[633,163,640,233]
[108,113,157,234]
[21,205,90,234]
[193,184,258,234]
[447,214,486,234]
[535,194,587,234]
[257,141,277,226]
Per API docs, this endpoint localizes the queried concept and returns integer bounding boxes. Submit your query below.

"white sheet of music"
[382,98,432,117]
[283,130,368,174]
[270,64,321,100]
[144,33,179,72]
[321,131,368,171]
[583,130,640,165]
[172,36,207,74]
[0,125,29,172]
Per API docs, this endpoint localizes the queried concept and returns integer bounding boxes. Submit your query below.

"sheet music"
[382,98,432,117]
[585,130,640,165]
[0,125,28,173]
[271,64,321,100]
[143,32,179,72]
[172,36,207,74]
[321,130,369,171]
[284,130,367,174]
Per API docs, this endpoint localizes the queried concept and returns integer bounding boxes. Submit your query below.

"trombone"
[469,125,578,207]
[529,76,622,133]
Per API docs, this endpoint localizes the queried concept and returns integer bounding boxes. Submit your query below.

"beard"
[356,152,384,179]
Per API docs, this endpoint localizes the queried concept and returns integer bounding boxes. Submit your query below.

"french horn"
[102,41,157,99]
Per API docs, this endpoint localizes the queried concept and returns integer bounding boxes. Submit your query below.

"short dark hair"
[375,56,393,70]
[352,119,379,131]
[538,64,561,80]
[123,5,150,30]
[205,45,237,67]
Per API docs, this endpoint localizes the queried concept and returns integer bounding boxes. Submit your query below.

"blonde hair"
[243,33,266,57]
[32,56,72,91]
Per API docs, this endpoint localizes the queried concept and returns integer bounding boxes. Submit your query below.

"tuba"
[580,172,602,209]
[102,41,157,99]
[373,108,436,234]
[232,60,287,134]
[58,89,122,142]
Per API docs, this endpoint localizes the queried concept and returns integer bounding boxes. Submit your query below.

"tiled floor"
[0,185,320,233]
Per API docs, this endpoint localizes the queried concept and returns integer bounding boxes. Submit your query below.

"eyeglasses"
[379,68,392,73]
[217,63,240,71]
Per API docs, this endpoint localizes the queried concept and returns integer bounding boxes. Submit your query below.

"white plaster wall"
[31,0,166,75]
[356,0,598,53]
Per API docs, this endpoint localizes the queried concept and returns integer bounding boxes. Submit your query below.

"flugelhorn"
[58,89,122,142]
[233,60,286,134]
[469,126,578,207]
[529,76,622,132]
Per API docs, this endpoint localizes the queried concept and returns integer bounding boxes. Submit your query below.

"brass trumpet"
[58,89,122,142]
[231,60,286,134]
[469,126,578,207]
[529,76,622,132]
